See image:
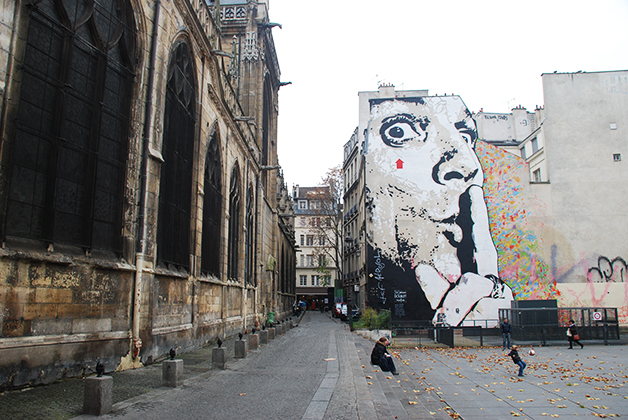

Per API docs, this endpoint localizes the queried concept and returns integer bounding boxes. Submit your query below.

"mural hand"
[415,264,450,310]
[432,273,494,326]
[468,185,499,278]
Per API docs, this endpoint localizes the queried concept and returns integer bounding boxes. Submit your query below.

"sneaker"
[518,374,524,377]
[392,371,399,375]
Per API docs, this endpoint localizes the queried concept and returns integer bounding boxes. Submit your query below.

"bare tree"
[304,166,343,287]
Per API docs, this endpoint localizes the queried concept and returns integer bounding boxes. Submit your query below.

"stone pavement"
[0,311,626,419]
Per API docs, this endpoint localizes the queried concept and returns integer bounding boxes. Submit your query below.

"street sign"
[593,311,603,321]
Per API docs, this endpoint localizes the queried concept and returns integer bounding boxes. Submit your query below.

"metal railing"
[498,307,620,345]
[390,307,621,348]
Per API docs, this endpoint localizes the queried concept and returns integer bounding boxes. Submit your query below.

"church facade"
[0,0,295,389]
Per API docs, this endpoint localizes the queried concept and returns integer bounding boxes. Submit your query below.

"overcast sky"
[269,0,628,189]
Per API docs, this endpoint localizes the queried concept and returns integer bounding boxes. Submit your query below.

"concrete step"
[352,334,453,419]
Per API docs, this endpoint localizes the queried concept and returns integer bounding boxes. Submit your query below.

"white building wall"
[541,70,628,283]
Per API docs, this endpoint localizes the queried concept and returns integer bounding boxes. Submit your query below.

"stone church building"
[0,0,296,389]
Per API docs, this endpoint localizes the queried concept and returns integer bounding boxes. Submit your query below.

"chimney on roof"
[378,83,395,99]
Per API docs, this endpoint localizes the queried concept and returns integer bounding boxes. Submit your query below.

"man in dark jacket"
[501,318,512,350]
[370,337,398,375]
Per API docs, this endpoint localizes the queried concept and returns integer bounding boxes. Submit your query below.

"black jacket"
[501,322,512,334]
[507,349,521,364]
[371,342,388,365]
[568,325,579,339]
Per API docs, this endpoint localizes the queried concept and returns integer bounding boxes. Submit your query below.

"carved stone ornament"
[242,32,259,62]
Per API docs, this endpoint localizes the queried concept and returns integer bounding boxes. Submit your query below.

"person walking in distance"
[508,345,526,377]
[370,337,398,375]
[567,319,584,349]
[501,318,512,350]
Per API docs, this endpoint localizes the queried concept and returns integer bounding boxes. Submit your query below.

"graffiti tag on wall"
[588,256,627,283]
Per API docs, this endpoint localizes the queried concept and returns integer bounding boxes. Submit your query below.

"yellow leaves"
[238,393,247,396]
[365,375,373,379]
[408,401,418,405]
[510,411,522,416]
[367,382,373,385]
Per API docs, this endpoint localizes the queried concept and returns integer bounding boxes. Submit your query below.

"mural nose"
[432,149,478,186]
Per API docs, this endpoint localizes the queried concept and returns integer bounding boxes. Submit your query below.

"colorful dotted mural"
[476,141,558,301]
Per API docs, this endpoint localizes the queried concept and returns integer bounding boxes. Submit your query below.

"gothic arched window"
[244,184,255,285]
[261,76,273,190]
[4,0,137,252]
[201,129,222,277]
[227,165,241,280]
[157,41,196,269]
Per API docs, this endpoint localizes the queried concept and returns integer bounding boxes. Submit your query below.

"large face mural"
[365,96,513,326]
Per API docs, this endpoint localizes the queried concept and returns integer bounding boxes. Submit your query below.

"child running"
[508,345,526,377]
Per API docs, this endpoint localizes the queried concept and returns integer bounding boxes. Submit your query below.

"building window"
[306,235,314,246]
[158,42,196,268]
[227,166,241,280]
[531,137,539,154]
[4,0,137,252]
[298,200,307,210]
[613,153,621,162]
[310,201,320,210]
[300,235,304,246]
[319,236,326,246]
[311,275,319,286]
[299,275,307,286]
[201,129,222,277]
[520,146,527,159]
[533,168,542,183]
[244,185,255,285]
[299,254,304,267]
[261,76,272,191]
[312,217,321,227]
[306,255,313,267]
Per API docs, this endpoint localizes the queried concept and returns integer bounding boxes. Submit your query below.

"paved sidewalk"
[0,311,626,419]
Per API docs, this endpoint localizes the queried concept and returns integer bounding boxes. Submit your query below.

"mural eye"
[379,114,426,147]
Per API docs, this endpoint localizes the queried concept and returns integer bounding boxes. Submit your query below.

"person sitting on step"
[370,337,398,375]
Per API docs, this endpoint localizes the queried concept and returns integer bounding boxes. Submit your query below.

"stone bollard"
[162,359,183,387]
[259,329,269,345]
[248,333,259,350]
[212,347,226,370]
[84,376,113,416]
[288,320,294,329]
[268,327,276,340]
[278,323,284,335]
[235,339,248,358]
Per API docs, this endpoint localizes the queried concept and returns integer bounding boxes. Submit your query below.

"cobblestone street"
[0,312,626,419]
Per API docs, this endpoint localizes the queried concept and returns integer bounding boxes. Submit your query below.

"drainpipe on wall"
[132,0,162,361]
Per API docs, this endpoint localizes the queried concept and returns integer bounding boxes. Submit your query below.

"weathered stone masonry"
[0,0,295,389]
